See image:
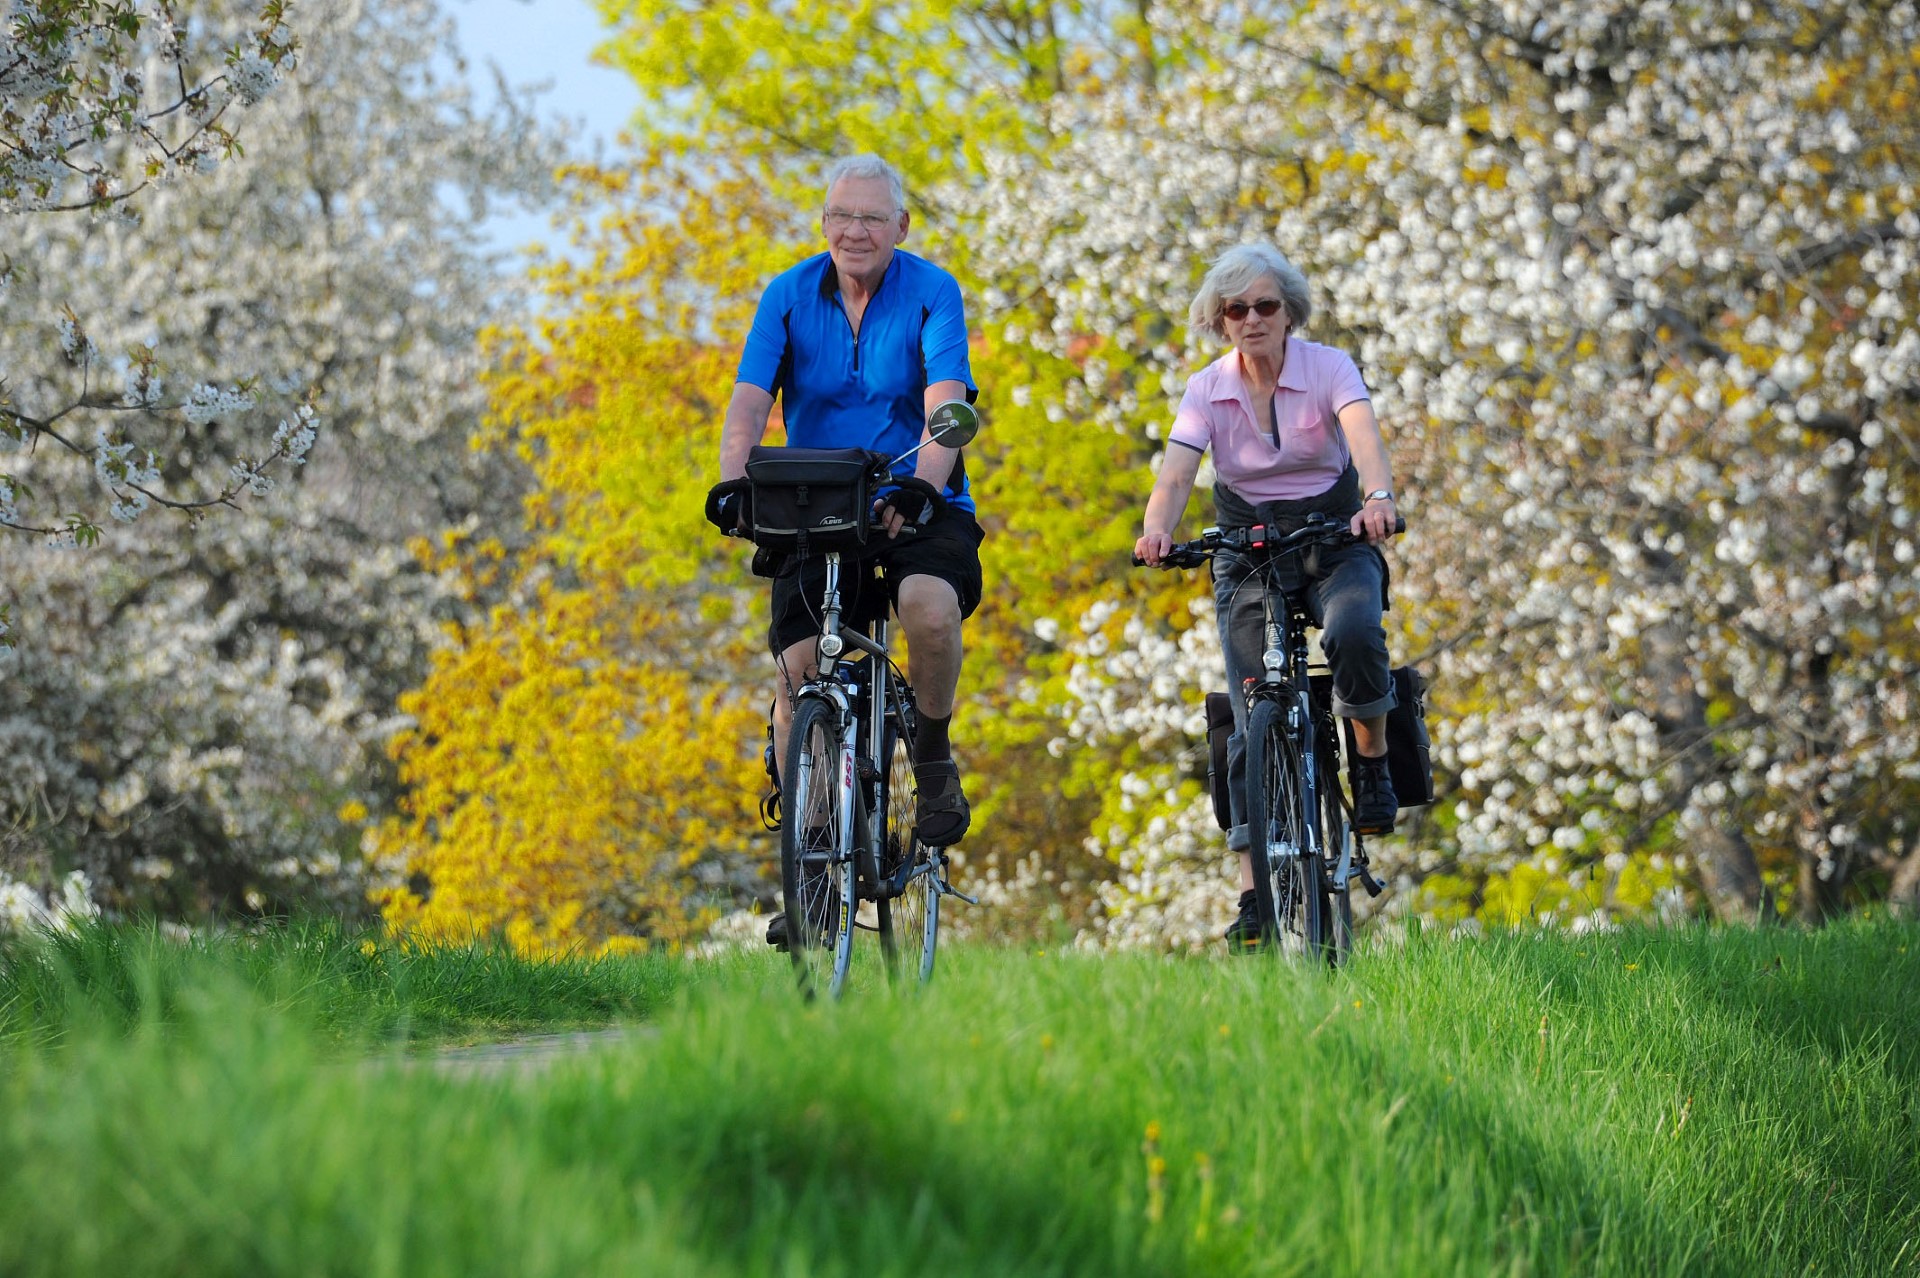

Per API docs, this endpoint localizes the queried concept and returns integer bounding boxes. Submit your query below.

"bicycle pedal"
[1357,866,1385,898]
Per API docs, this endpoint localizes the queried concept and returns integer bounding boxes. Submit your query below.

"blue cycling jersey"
[736,250,977,513]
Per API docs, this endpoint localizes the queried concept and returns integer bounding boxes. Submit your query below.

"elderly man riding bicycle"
[706,154,984,948]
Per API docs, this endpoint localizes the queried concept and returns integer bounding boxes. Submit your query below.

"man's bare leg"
[769,637,819,779]
[895,574,968,844]
[894,575,962,719]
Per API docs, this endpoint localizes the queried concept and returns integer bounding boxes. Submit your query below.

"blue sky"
[445,0,641,256]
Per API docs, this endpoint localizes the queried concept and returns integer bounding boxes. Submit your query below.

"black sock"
[914,713,952,766]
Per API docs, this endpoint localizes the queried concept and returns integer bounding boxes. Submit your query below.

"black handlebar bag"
[744,445,883,554]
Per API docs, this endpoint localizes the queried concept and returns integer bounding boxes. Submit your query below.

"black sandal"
[913,760,972,847]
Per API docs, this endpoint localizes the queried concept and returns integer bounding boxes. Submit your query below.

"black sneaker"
[912,759,971,847]
[1351,753,1397,835]
[766,898,839,951]
[1224,889,1265,955]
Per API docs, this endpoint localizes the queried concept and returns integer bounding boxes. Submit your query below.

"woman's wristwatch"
[1364,489,1395,504]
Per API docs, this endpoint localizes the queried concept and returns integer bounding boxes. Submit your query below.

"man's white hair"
[824,154,906,213]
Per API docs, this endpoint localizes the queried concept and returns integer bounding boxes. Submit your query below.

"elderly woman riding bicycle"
[1135,242,1401,952]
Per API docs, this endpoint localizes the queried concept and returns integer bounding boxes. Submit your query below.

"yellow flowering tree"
[374,0,1202,950]
[372,165,785,952]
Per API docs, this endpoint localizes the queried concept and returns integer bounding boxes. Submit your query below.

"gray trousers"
[1212,540,1394,851]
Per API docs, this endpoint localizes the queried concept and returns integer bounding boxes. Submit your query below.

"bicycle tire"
[876,722,937,984]
[781,696,857,1000]
[1245,700,1323,957]
[1319,741,1355,967]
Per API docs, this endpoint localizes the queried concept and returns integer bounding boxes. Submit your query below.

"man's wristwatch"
[1364,489,1395,504]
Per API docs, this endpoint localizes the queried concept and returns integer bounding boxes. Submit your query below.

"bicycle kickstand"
[930,854,981,906]
[1349,834,1386,899]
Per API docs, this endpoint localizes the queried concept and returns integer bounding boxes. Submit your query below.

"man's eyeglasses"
[824,208,898,232]
[1222,298,1285,322]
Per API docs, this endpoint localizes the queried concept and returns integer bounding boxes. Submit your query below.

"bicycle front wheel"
[781,696,857,1000]
[1245,700,1323,958]
[876,724,937,984]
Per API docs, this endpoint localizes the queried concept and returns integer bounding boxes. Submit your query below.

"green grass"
[2,920,1916,1275]
[0,918,682,1047]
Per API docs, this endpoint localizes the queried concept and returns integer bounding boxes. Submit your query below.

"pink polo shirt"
[1167,339,1371,502]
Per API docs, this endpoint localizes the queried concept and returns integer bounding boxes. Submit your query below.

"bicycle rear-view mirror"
[927,399,980,449]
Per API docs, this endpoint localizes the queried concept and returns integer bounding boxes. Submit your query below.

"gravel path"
[420,1027,656,1078]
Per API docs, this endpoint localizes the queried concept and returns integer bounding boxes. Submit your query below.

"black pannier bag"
[1381,665,1436,807]
[745,445,882,553]
[1305,666,1436,808]
[1204,691,1235,832]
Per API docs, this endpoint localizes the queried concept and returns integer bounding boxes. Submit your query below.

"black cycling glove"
[875,477,947,528]
[704,478,751,534]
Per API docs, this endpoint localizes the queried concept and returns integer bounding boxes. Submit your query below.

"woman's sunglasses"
[1223,298,1285,322]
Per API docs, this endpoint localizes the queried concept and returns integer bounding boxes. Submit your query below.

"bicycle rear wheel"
[876,722,937,984]
[1245,700,1323,957]
[781,696,857,1000]
[1318,740,1355,967]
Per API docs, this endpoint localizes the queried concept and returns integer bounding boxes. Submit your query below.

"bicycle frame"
[1134,512,1400,963]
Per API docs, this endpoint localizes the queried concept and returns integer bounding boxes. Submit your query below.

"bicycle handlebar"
[1131,512,1406,569]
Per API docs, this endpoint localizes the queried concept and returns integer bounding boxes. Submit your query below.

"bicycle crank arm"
[875,859,925,901]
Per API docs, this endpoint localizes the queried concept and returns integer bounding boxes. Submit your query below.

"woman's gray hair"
[824,154,906,213]
[1187,243,1312,343]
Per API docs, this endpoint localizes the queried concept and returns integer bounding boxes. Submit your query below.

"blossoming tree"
[0,0,564,922]
[2,0,311,558]
[959,0,1920,932]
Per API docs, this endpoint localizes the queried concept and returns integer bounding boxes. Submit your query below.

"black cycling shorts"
[767,510,985,655]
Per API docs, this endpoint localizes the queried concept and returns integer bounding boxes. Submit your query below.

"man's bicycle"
[735,403,981,1000]
[1136,514,1403,966]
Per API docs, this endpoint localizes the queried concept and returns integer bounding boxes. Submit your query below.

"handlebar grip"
[876,476,947,527]
[1134,548,1207,569]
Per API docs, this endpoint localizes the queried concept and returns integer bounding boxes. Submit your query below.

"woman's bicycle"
[736,403,981,1000]
[1136,513,1402,967]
